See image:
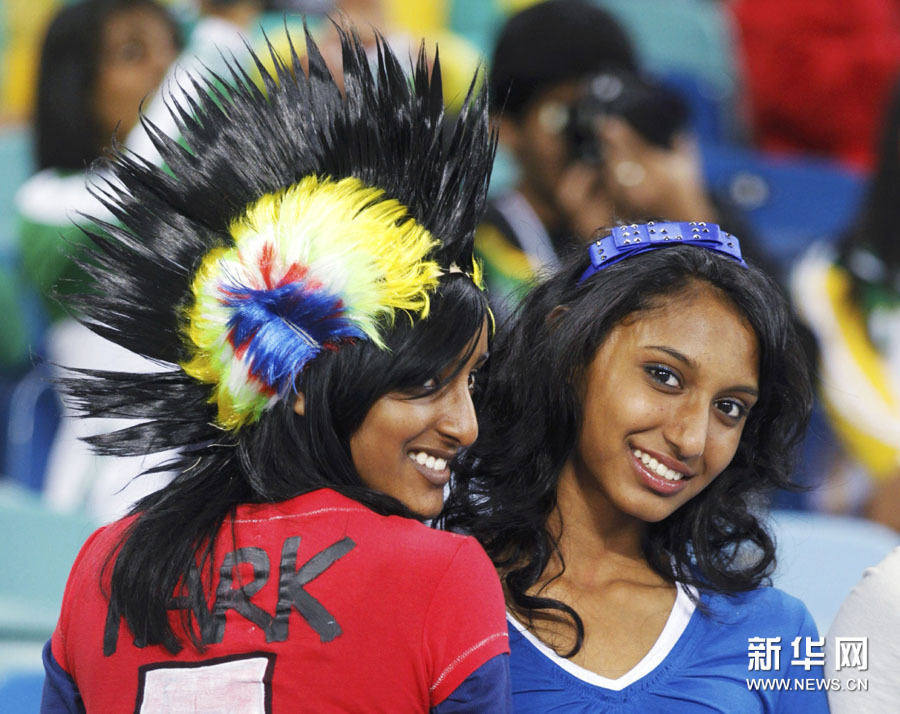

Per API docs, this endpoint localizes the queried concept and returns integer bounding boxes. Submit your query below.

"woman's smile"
[407,448,456,487]
[629,447,693,495]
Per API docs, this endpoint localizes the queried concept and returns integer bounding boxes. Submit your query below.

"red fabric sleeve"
[50,522,119,678]
[423,536,509,707]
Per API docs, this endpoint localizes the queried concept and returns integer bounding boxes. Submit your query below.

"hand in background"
[598,117,717,224]
[553,161,616,241]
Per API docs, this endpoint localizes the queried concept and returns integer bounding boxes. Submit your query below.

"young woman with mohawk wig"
[40,27,511,712]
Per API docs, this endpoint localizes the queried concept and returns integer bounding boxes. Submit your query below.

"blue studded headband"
[577,221,748,284]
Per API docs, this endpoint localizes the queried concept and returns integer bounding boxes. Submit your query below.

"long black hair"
[443,241,812,657]
[34,0,181,171]
[65,26,495,654]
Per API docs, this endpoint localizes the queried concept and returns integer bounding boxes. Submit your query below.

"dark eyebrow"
[648,345,695,369]
[646,345,759,398]
[726,385,759,399]
[473,352,490,369]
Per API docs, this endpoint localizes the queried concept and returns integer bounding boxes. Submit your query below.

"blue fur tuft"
[223,281,365,392]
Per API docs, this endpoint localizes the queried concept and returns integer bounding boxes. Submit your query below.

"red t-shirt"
[50,489,509,712]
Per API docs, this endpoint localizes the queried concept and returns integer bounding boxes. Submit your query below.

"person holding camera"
[477,0,721,310]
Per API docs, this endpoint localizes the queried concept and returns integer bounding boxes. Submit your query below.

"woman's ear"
[293,392,306,417]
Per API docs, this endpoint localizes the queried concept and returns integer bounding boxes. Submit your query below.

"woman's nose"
[437,381,479,447]
[663,396,709,460]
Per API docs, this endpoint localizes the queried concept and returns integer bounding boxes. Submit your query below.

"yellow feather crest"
[181,175,442,429]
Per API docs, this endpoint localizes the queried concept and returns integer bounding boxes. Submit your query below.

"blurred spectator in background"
[733,0,900,172]
[17,0,180,325]
[477,0,755,310]
[126,0,262,165]
[13,0,181,521]
[791,74,900,531]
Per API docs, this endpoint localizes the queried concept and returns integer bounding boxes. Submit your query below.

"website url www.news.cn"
[746,678,869,692]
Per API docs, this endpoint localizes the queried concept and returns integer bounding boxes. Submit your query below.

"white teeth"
[656,462,684,481]
[408,452,449,471]
[657,463,681,480]
[633,449,684,481]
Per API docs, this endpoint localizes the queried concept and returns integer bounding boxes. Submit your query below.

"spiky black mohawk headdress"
[67,26,494,454]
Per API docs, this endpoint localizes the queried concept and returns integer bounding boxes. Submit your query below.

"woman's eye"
[467,370,479,393]
[716,399,746,421]
[645,365,680,388]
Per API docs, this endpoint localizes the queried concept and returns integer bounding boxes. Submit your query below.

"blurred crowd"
[0,0,898,532]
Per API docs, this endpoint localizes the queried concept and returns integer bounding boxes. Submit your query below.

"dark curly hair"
[442,239,812,657]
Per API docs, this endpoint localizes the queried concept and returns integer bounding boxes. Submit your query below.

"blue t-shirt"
[508,587,830,713]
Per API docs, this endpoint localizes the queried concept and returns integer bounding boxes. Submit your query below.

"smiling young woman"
[563,282,759,525]
[39,27,511,713]
[444,223,829,712]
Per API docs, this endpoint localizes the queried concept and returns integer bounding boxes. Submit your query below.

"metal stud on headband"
[578,221,748,284]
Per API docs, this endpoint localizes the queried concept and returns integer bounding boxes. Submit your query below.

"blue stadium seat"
[0,482,97,644]
[702,145,866,266]
[659,69,730,147]
[0,669,44,714]
[770,510,900,633]
[3,364,61,493]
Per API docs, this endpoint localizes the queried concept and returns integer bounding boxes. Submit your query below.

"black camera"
[565,69,689,164]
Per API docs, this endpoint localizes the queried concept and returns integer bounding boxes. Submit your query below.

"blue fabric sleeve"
[432,654,512,714]
[40,639,84,714]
